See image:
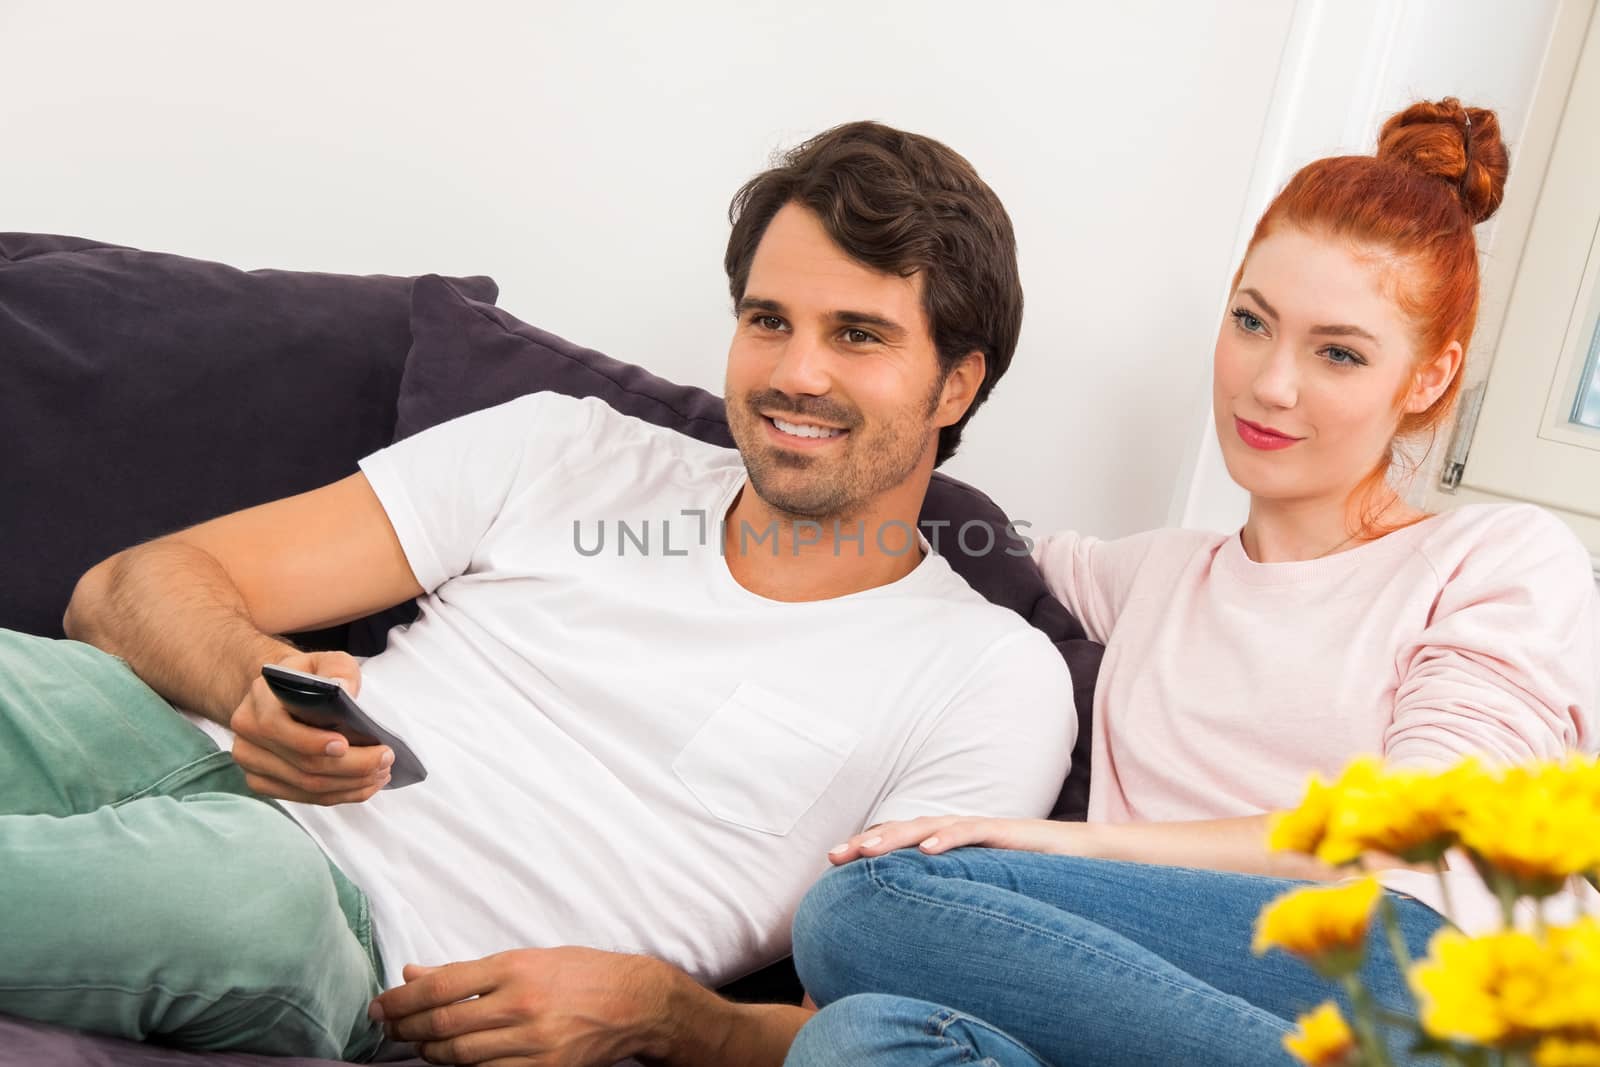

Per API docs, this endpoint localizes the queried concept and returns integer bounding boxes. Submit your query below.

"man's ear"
[1405,340,1462,414]
[934,350,987,427]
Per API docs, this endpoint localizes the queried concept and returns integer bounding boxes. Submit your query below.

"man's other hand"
[229,650,393,804]
[371,948,672,1067]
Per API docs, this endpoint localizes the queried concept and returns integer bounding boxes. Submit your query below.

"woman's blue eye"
[1323,346,1366,367]
[1231,308,1265,333]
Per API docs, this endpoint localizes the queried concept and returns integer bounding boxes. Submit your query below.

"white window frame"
[1420,0,1600,578]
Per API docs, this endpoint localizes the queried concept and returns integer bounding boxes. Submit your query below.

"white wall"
[3,2,1562,539]
[1,0,1294,538]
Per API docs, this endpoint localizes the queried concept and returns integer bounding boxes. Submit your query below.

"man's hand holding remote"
[229,649,393,805]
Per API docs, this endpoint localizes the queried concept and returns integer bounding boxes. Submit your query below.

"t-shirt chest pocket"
[672,681,861,836]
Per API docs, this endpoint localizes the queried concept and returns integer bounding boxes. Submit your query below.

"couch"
[0,233,1102,1065]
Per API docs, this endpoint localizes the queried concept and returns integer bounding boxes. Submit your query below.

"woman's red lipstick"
[1235,417,1302,451]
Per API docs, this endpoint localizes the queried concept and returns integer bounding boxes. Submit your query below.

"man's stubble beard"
[727,379,946,524]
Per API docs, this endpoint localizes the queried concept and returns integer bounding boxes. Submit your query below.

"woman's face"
[1212,227,1429,506]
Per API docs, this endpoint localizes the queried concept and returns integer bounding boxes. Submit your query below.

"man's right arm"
[63,472,425,801]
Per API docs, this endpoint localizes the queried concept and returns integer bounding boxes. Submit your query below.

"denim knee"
[786,994,929,1065]
[792,860,872,1005]
[793,852,951,1006]
[787,993,1049,1067]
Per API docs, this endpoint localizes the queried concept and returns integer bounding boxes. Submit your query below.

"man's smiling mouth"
[768,416,847,440]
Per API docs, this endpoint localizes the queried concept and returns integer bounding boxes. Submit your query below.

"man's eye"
[756,315,785,331]
[842,327,878,344]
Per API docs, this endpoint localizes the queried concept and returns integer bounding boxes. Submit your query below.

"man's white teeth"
[773,418,844,439]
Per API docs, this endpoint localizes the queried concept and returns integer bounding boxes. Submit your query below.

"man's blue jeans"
[786,848,1445,1066]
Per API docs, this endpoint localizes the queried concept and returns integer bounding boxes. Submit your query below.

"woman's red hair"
[1234,98,1510,535]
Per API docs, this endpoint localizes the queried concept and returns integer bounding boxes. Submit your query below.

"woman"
[783,99,1600,1066]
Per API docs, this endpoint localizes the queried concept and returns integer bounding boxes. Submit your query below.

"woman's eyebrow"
[1239,287,1378,344]
[1235,287,1274,315]
[1237,287,1278,318]
[1309,323,1379,343]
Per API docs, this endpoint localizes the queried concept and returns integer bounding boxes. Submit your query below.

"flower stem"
[1434,858,1460,929]
[1372,1006,1413,1029]
[1495,878,1518,930]
[1341,973,1394,1067]
[1377,895,1417,1012]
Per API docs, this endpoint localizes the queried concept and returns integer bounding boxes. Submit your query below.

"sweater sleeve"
[1031,529,1165,643]
[1385,506,1600,768]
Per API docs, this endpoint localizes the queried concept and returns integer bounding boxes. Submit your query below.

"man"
[0,121,1074,1065]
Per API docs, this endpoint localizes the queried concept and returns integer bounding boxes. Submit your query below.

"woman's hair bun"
[1376,98,1509,225]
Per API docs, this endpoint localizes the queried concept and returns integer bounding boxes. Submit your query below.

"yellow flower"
[1455,757,1600,896]
[1270,775,1340,857]
[1317,759,1483,866]
[1283,1002,1356,1066]
[1411,919,1600,1047]
[1268,757,1481,867]
[1553,755,1600,880]
[1412,928,1551,1044]
[1254,877,1382,976]
[1537,1038,1600,1067]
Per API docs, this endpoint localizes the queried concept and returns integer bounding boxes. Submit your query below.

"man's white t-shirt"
[273,393,1075,988]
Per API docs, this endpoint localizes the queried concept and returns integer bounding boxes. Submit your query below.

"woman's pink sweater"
[1035,502,1599,928]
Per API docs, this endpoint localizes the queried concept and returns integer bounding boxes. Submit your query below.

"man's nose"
[1251,344,1299,411]
[769,333,833,397]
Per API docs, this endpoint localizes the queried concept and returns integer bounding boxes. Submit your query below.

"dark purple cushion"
[0,234,497,642]
[395,275,1099,820]
[0,1013,427,1067]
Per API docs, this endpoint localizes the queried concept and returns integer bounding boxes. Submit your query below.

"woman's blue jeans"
[786,848,1445,1066]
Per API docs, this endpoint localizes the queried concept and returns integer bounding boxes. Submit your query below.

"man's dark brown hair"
[724,121,1023,466]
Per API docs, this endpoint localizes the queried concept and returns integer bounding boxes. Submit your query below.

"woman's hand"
[827,815,1083,865]
[825,812,1422,880]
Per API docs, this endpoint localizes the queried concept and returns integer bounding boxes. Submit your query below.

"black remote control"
[261,664,428,789]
